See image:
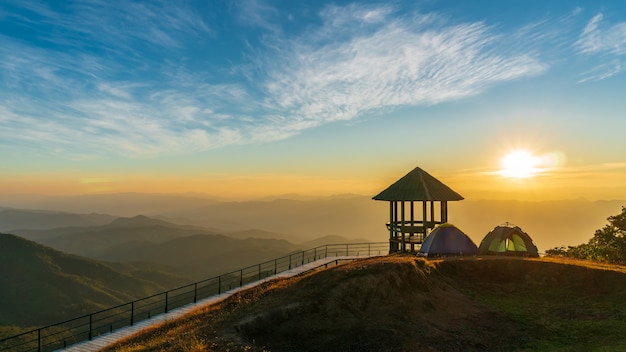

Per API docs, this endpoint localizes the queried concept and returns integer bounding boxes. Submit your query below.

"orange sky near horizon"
[2,160,626,202]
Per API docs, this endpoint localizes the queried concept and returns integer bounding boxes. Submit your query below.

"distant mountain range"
[153,196,626,251]
[4,194,626,252]
[0,193,219,217]
[0,207,115,232]
[0,233,187,330]
[12,215,218,259]
[9,214,363,280]
[158,195,389,242]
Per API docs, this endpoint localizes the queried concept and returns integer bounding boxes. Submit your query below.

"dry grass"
[103,255,626,352]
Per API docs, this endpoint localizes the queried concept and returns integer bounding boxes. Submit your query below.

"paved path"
[63,255,378,351]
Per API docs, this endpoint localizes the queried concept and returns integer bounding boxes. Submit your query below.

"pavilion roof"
[372,166,464,201]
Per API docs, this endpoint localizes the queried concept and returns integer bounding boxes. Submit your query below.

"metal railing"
[0,242,387,352]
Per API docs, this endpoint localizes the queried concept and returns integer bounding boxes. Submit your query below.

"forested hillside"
[0,233,186,333]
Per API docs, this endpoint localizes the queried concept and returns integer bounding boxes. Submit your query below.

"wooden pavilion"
[373,166,464,253]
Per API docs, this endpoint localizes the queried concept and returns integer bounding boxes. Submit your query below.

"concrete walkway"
[63,255,378,351]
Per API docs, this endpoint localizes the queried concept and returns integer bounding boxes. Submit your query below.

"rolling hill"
[0,208,115,233]
[101,234,300,280]
[10,216,305,280]
[104,256,626,351]
[11,215,218,259]
[0,233,187,330]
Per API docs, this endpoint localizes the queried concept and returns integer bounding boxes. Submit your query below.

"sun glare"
[500,150,540,178]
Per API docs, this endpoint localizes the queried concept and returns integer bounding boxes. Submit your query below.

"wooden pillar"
[394,201,399,252]
[430,201,435,229]
[401,201,406,252]
[422,201,428,240]
[441,201,448,223]
[389,201,394,252]
[410,201,415,251]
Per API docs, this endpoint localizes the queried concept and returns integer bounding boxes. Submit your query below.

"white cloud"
[320,3,395,28]
[576,13,626,81]
[259,8,546,132]
[234,0,281,33]
[577,13,626,55]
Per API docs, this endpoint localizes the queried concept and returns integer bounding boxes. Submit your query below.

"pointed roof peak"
[372,166,464,201]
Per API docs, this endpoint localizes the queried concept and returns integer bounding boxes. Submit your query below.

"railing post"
[240,269,243,286]
[38,328,41,352]
[165,292,168,313]
[274,259,277,274]
[131,301,134,326]
[325,245,328,258]
[301,251,304,265]
[194,283,198,303]
[89,313,93,340]
[314,247,317,260]
[258,264,262,280]
[218,276,221,294]
[289,254,292,269]
[346,243,349,256]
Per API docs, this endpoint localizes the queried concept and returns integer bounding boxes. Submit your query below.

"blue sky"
[1,0,626,200]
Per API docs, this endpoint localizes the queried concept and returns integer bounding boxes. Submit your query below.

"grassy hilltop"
[104,255,626,352]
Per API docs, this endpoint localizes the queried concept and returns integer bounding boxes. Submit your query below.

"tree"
[547,205,626,264]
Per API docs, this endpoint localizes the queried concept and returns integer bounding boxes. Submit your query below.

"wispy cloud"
[259,7,546,131]
[576,13,626,81]
[0,2,547,159]
[234,0,281,33]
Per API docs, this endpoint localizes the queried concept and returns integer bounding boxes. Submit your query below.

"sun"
[499,150,540,178]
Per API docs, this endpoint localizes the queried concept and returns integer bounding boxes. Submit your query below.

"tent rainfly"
[373,166,464,253]
[478,224,539,257]
[417,223,478,257]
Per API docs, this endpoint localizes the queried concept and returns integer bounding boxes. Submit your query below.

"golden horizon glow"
[2,157,626,202]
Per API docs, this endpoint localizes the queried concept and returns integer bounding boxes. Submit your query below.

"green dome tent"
[418,223,477,257]
[478,224,539,257]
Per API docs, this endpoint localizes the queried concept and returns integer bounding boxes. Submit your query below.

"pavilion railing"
[0,242,387,352]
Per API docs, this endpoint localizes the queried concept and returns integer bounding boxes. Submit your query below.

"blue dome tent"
[418,223,477,257]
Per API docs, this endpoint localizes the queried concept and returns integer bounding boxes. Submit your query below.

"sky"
[1,0,626,201]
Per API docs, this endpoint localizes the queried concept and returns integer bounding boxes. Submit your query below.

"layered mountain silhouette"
[0,208,115,233]
[12,215,218,259]
[10,215,357,280]
[6,194,626,251]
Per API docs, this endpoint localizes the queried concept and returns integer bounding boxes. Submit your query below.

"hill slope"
[12,215,305,281]
[0,208,115,232]
[0,233,180,329]
[12,215,218,259]
[104,234,299,280]
[105,256,626,352]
